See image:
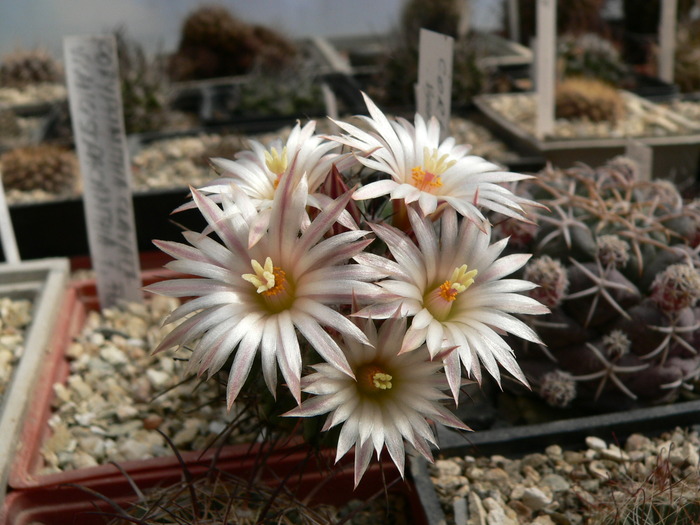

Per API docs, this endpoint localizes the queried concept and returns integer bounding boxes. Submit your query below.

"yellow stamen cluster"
[357,364,393,394]
[411,147,456,192]
[264,146,288,189]
[242,257,286,296]
[426,265,478,321]
[438,265,477,302]
[372,372,393,390]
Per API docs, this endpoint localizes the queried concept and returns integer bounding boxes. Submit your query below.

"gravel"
[0,83,66,108]
[428,427,700,524]
[40,295,261,474]
[482,92,700,140]
[0,297,33,405]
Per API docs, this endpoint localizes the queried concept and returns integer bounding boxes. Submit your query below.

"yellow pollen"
[372,372,393,390]
[411,166,443,191]
[242,257,286,296]
[357,364,393,393]
[411,147,455,192]
[265,146,288,189]
[438,265,477,302]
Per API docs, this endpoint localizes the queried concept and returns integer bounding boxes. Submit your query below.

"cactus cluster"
[675,19,700,94]
[0,144,78,194]
[0,48,62,89]
[494,157,700,412]
[555,77,626,124]
[557,33,629,86]
[114,28,170,134]
[168,4,298,81]
[368,0,484,109]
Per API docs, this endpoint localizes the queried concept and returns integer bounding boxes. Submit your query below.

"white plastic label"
[63,35,142,308]
[625,140,653,181]
[0,176,19,264]
[417,28,454,136]
[658,0,677,83]
[535,0,556,138]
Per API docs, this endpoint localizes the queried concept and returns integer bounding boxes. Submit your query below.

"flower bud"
[524,256,569,308]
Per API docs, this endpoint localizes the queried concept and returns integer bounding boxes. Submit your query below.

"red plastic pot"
[2,451,426,525]
[8,267,257,491]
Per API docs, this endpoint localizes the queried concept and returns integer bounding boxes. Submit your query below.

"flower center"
[242,257,293,311]
[410,147,455,193]
[264,146,288,189]
[356,363,393,394]
[425,265,477,321]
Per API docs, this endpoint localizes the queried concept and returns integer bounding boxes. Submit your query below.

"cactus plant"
[494,157,700,412]
[368,0,484,109]
[557,33,629,86]
[0,48,62,88]
[0,144,78,194]
[167,4,297,81]
[103,468,340,524]
[114,28,171,134]
[674,19,700,94]
[555,77,626,124]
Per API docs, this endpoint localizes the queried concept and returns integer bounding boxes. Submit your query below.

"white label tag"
[535,0,556,138]
[0,176,20,264]
[63,35,142,308]
[625,140,653,181]
[417,28,454,136]
[658,0,677,83]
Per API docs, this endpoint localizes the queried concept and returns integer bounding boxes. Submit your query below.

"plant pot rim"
[8,268,252,490]
[474,91,700,151]
[0,257,69,503]
[3,449,420,525]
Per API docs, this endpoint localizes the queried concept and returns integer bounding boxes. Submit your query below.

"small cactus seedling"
[0,48,62,88]
[495,157,700,411]
[0,144,78,194]
[555,77,626,123]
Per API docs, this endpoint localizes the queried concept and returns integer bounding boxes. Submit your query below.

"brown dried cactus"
[555,77,626,123]
[0,48,62,88]
[0,144,78,194]
[168,4,297,81]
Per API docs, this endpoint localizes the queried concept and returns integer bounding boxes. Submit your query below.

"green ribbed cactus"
[495,158,700,412]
